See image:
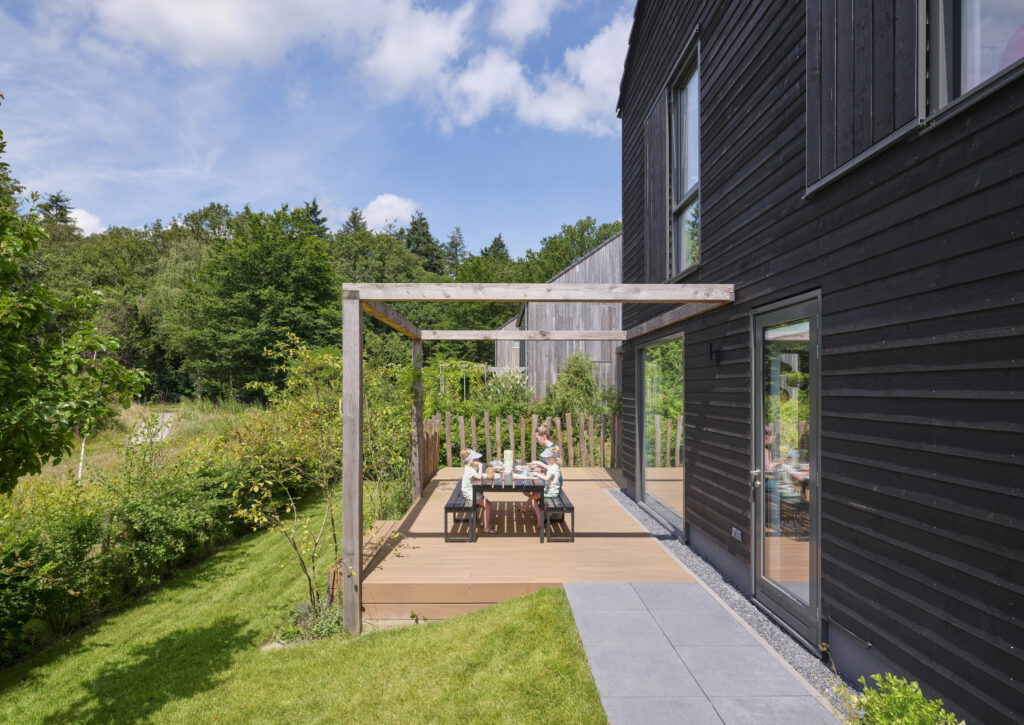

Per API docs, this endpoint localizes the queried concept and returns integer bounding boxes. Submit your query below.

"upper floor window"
[928,0,1024,111]
[670,67,700,276]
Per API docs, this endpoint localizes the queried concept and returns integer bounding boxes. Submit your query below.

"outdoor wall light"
[707,342,721,364]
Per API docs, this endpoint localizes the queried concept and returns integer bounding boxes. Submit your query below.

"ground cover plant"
[0,502,605,725]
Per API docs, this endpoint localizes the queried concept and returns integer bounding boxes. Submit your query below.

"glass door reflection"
[761,319,811,605]
[641,337,685,523]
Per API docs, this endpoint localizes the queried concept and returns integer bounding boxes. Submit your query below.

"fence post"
[654,414,662,468]
[445,412,453,468]
[483,412,491,462]
[566,413,575,467]
[459,415,466,455]
[519,418,526,463]
[554,416,563,453]
[508,416,515,461]
[589,415,596,468]
[495,415,502,461]
[676,415,683,468]
[599,415,606,467]
[531,414,539,461]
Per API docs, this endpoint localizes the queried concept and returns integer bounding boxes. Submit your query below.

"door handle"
[749,469,762,487]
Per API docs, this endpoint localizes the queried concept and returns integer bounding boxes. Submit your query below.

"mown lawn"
[0,506,605,724]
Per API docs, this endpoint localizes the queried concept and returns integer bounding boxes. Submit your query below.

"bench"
[443,486,477,542]
[541,491,575,543]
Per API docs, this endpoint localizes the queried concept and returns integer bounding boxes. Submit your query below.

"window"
[670,67,699,276]
[928,0,1024,111]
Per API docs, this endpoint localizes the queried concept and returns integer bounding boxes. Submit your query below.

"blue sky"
[0,0,633,257]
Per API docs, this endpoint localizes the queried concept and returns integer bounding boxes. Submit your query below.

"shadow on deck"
[359,467,692,624]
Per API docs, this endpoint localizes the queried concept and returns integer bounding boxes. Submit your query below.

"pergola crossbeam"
[421,329,627,341]
[345,282,734,304]
[360,300,421,339]
[625,302,729,340]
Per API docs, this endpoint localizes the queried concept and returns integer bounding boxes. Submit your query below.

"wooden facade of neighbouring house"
[617,2,1023,724]
[495,232,622,398]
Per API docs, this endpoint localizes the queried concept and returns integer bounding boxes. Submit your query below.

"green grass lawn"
[0,504,605,724]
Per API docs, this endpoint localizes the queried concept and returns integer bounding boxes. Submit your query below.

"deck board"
[362,467,693,621]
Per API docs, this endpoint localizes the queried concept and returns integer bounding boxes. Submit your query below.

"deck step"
[363,581,558,621]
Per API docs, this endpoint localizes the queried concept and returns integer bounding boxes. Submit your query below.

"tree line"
[26,194,620,401]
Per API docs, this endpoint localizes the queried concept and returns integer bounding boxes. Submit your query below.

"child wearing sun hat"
[460,448,495,534]
[528,445,563,528]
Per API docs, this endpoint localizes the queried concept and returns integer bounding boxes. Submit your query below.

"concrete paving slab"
[583,645,704,697]
[572,609,667,648]
[675,645,810,697]
[711,696,841,724]
[602,697,725,725]
[565,582,646,611]
[651,606,757,647]
[631,581,721,611]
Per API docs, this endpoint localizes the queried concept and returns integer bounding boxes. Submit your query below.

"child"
[521,423,556,512]
[460,449,496,534]
[529,445,563,529]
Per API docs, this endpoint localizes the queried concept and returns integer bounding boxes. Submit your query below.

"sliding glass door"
[639,336,685,528]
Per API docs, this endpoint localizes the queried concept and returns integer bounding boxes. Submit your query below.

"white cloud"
[491,0,568,47]
[517,11,632,135]
[364,193,417,232]
[85,0,629,136]
[70,207,106,235]
[442,10,632,135]
[361,2,475,100]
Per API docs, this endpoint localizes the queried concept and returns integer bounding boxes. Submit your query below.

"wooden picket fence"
[647,414,685,468]
[419,417,441,487]
[427,412,621,469]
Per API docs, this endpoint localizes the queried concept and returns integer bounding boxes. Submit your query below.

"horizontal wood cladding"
[620,1,1023,721]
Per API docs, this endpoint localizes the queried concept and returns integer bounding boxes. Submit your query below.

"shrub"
[534,352,619,419]
[469,369,533,419]
[838,673,964,725]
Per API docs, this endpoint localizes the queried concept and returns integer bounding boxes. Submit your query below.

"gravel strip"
[607,488,851,712]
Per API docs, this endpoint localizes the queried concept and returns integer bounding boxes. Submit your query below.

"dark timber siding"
[619,1,1023,723]
[805,0,920,185]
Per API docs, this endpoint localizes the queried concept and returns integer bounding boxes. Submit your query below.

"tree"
[399,211,445,275]
[480,233,511,261]
[38,192,73,225]
[521,217,621,282]
[302,198,330,238]
[441,226,467,275]
[176,205,341,398]
[341,207,367,234]
[0,129,145,491]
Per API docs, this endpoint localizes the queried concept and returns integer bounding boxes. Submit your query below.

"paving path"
[565,582,839,725]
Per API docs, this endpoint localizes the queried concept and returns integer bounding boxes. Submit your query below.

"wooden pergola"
[340,282,734,633]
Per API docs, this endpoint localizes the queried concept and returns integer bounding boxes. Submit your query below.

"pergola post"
[341,290,363,635]
[411,338,424,502]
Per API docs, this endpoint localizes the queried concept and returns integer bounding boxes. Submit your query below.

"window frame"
[926,0,1024,114]
[668,52,700,279]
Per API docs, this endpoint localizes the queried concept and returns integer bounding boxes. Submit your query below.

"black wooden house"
[616,1,1023,722]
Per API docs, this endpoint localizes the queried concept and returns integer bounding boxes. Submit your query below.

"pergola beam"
[360,300,421,340]
[421,329,628,341]
[625,301,727,341]
[344,282,734,304]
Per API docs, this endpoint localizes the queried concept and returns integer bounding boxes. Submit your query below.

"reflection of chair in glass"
[774,464,808,537]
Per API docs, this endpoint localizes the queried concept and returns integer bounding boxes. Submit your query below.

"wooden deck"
[361,467,692,623]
